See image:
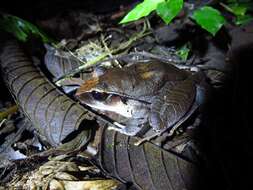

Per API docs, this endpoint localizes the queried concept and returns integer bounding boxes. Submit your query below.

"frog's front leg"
[108,122,141,136]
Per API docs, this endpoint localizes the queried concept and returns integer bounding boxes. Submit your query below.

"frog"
[75,60,206,140]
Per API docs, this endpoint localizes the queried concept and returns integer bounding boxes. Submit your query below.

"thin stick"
[55,22,151,85]
[0,105,18,121]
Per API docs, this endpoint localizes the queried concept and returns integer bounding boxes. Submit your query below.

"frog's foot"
[134,119,177,146]
[135,103,200,146]
[107,122,140,136]
[134,132,162,146]
[134,117,184,146]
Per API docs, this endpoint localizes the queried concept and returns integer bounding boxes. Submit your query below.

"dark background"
[0,0,136,19]
[1,1,252,189]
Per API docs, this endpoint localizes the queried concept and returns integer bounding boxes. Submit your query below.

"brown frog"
[75,60,205,137]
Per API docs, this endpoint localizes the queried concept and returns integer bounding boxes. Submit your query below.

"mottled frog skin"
[75,61,200,136]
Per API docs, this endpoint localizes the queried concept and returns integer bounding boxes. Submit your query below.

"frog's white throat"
[87,100,133,118]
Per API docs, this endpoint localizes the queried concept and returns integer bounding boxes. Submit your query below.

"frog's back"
[95,61,189,97]
[128,61,190,98]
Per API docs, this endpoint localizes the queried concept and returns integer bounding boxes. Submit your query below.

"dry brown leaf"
[61,179,123,190]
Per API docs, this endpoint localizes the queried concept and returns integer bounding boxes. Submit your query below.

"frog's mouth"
[76,91,149,118]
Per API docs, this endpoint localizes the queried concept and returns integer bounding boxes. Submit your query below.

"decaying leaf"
[6,155,123,190]
[50,179,122,190]
[0,40,94,148]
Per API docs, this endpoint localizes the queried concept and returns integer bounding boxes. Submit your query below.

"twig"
[0,119,7,129]
[55,21,151,85]
[219,2,235,15]
[0,105,18,121]
[0,119,29,154]
[101,34,121,68]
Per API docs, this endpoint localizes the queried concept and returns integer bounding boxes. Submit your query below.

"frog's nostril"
[101,82,108,89]
[120,96,128,104]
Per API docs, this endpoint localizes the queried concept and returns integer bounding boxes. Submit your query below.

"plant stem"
[55,22,151,86]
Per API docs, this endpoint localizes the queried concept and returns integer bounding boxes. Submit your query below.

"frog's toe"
[108,125,140,136]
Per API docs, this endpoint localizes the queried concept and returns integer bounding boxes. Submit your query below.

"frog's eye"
[91,91,109,101]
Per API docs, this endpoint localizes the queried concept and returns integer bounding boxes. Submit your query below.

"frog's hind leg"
[135,80,197,146]
[135,103,199,146]
[149,79,196,132]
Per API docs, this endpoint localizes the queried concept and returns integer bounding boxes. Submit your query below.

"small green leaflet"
[192,6,226,36]
[176,44,190,61]
[120,0,164,24]
[228,3,248,16]
[221,2,252,16]
[220,1,253,25]
[156,0,183,24]
[0,14,54,43]
[235,14,253,25]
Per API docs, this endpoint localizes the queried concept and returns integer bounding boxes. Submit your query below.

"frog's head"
[77,89,134,118]
[76,67,133,94]
[75,72,150,119]
[75,61,187,120]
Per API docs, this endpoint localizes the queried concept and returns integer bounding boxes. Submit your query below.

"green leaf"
[228,3,247,16]
[0,14,55,43]
[156,0,183,24]
[176,44,190,61]
[192,6,226,36]
[120,0,164,24]
[235,14,253,25]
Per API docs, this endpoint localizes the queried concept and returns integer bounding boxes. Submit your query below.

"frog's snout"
[77,91,133,118]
